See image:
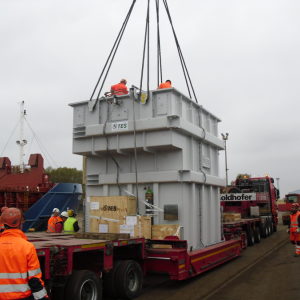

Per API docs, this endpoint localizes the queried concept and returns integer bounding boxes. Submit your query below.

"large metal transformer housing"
[69,87,225,250]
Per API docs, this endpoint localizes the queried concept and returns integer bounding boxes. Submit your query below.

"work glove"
[296,228,300,233]
[287,229,290,234]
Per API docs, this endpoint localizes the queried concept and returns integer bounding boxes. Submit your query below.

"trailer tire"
[114,260,143,299]
[242,231,248,249]
[254,228,261,243]
[247,229,255,246]
[261,224,267,238]
[273,225,277,232]
[64,270,102,300]
[102,260,122,299]
[228,188,241,194]
[267,219,271,237]
[283,220,288,226]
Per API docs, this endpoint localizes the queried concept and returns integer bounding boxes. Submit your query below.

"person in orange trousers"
[287,203,300,257]
[0,207,48,299]
[157,80,172,89]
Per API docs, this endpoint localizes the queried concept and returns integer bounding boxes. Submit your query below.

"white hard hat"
[53,208,60,213]
[61,211,69,218]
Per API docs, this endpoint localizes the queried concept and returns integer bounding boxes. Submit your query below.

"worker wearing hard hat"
[55,211,69,233]
[46,208,60,233]
[64,209,80,234]
[0,208,48,299]
[0,206,8,233]
[287,203,300,257]
[157,80,172,89]
[111,79,129,95]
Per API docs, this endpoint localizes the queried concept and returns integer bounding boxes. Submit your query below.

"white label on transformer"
[111,121,129,131]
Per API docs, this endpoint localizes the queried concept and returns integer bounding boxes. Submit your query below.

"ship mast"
[16,101,27,173]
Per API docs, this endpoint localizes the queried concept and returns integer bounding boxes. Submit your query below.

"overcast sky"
[1,0,299,198]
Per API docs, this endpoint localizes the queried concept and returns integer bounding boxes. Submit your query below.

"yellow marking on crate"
[179,264,185,269]
[191,244,239,263]
[122,241,128,245]
[81,243,106,249]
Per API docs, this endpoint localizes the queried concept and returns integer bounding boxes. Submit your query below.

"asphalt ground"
[134,224,296,300]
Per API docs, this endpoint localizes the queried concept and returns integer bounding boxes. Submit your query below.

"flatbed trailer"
[28,233,243,300]
[223,217,273,247]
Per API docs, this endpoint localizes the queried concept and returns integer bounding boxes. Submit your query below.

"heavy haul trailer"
[221,175,279,245]
[30,232,243,300]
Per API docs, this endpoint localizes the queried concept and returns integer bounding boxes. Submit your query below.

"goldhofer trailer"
[29,233,242,300]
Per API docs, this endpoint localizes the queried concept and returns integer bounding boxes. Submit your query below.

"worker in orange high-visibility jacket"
[287,203,300,257]
[110,79,128,95]
[0,206,8,234]
[157,80,172,90]
[46,208,60,233]
[0,207,48,299]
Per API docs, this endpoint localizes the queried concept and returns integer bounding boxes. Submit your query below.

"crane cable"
[162,0,198,103]
[90,0,136,110]
[156,0,163,86]
[139,0,150,101]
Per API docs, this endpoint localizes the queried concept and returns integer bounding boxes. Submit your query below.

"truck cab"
[221,175,279,232]
[282,193,300,225]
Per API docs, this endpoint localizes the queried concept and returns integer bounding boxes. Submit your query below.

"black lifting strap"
[156,0,163,87]
[162,0,198,103]
[90,0,136,110]
[139,0,150,101]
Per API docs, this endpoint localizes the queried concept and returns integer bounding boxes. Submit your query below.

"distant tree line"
[44,167,83,183]
[44,167,85,202]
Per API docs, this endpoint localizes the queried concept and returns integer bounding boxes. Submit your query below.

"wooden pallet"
[75,232,130,240]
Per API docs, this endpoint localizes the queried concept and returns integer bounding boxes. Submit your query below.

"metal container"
[69,87,225,249]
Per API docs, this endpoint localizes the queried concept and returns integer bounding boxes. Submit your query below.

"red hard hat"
[1,208,25,228]
[291,203,299,209]
[1,206,8,213]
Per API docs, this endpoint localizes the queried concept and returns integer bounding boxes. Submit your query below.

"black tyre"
[115,260,143,299]
[64,270,102,300]
[242,231,248,249]
[102,260,122,299]
[260,224,267,238]
[273,225,277,232]
[254,227,261,243]
[267,219,271,237]
[283,220,289,226]
[270,220,273,235]
[247,229,255,246]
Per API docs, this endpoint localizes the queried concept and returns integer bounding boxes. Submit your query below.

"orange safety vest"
[111,83,128,95]
[0,229,48,299]
[46,216,58,233]
[158,82,172,89]
[290,211,300,232]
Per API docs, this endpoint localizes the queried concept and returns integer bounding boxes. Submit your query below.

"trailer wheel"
[254,228,261,243]
[242,231,248,249]
[102,260,122,299]
[283,220,288,225]
[267,219,271,237]
[247,229,255,246]
[260,224,267,238]
[114,260,143,299]
[64,270,102,300]
[273,225,277,232]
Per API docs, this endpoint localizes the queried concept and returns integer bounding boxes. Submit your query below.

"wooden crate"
[90,196,136,233]
[223,213,241,222]
[119,215,152,239]
[90,196,136,218]
[151,224,181,248]
[90,214,152,239]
